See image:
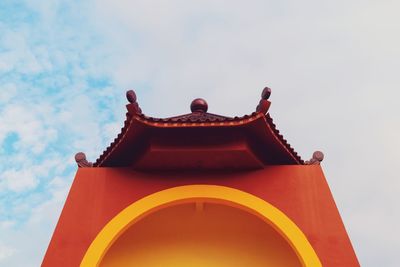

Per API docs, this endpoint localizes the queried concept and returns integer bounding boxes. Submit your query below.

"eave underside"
[94,113,303,169]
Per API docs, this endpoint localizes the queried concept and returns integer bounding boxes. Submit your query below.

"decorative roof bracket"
[75,152,93,168]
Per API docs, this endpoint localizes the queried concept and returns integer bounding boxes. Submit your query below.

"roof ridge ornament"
[190,98,208,113]
[305,151,324,165]
[126,90,142,115]
[256,86,272,114]
[75,152,93,167]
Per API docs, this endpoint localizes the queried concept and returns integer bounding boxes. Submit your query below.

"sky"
[0,0,399,266]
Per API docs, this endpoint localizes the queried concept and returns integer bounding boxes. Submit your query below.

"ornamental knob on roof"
[313,151,324,162]
[126,90,137,103]
[256,87,272,114]
[261,87,272,100]
[305,151,324,165]
[190,98,208,113]
[125,89,142,115]
[75,152,93,168]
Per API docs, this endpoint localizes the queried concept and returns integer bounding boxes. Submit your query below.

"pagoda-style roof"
[75,87,323,170]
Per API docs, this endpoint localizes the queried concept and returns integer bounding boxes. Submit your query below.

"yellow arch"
[80,185,321,267]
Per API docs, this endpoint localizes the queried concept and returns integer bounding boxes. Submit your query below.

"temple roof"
[75,87,323,170]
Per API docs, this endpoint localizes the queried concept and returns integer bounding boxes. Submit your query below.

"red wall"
[42,165,359,266]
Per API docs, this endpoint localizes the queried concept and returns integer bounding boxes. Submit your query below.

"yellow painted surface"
[81,185,321,267]
[101,202,301,267]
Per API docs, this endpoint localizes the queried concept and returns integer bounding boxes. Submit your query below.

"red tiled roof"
[92,89,304,167]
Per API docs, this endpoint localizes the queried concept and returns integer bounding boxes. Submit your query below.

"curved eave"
[94,113,134,167]
[94,111,303,167]
[263,114,303,164]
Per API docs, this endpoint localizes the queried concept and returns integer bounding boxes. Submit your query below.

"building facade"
[43,88,359,266]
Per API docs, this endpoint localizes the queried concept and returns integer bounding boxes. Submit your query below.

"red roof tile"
[92,90,304,167]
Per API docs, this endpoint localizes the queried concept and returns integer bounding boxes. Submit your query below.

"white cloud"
[0,83,17,103]
[28,177,69,225]
[0,104,58,155]
[0,156,67,193]
[0,220,16,230]
[0,243,15,262]
[0,169,38,192]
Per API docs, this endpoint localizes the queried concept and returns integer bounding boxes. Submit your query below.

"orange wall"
[42,165,359,266]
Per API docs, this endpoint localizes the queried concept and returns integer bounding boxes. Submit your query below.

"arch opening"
[81,185,321,267]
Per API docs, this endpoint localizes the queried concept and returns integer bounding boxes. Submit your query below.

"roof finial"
[305,151,324,165]
[256,86,272,114]
[75,152,93,167]
[126,89,142,115]
[126,90,137,103]
[261,87,271,100]
[191,98,208,113]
